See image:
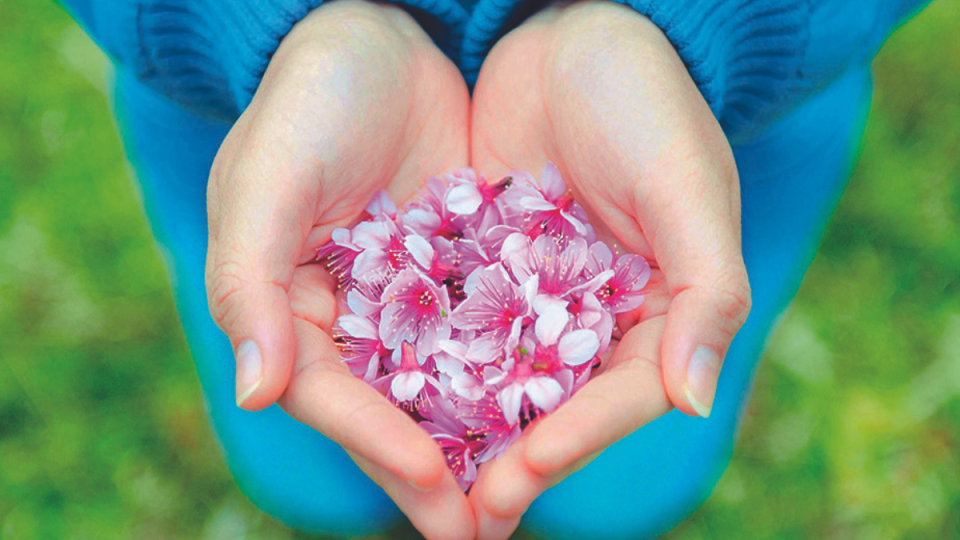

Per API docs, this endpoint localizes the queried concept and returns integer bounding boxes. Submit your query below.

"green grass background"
[1,0,959,538]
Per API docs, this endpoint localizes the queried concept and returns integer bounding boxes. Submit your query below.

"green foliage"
[0,0,957,539]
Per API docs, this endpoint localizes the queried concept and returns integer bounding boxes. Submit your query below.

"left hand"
[468,2,751,537]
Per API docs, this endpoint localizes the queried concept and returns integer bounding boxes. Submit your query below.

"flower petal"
[391,371,426,402]
[558,329,600,366]
[337,314,379,340]
[346,289,380,318]
[351,221,391,249]
[535,304,569,346]
[351,249,389,279]
[519,196,558,212]
[451,372,486,401]
[365,190,397,217]
[497,383,525,426]
[540,162,566,200]
[404,234,434,269]
[524,376,564,413]
[446,184,483,215]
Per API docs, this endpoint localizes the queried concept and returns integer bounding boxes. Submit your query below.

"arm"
[57,0,467,121]
[464,0,933,144]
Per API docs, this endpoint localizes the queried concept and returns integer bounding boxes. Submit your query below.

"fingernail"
[407,479,434,492]
[236,340,263,407]
[685,346,721,418]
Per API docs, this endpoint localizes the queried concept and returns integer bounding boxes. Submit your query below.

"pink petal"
[351,249,389,279]
[446,184,483,215]
[337,314,379,340]
[519,196,558,212]
[392,371,426,402]
[497,383,525,425]
[331,228,359,250]
[535,304,568,346]
[560,210,588,235]
[524,376,564,413]
[362,352,380,382]
[558,329,600,366]
[451,373,486,401]
[404,234,434,269]
[587,242,614,274]
[533,294,567,316]
[483,365,507,385]
[365,190,397,217]
[346,289,380,318]
[540,162,566,200]
[401,208,442,236]
[351,221,391,249]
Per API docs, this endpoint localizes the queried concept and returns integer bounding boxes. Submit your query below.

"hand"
[468,2,751,537]
[204,2,473,538]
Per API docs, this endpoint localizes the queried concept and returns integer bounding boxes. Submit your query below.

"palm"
[467,4,747,536]
[205,3,473,538]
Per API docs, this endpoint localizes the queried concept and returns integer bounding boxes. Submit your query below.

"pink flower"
[445,172,514,216]
[379,268,451,355]
[450,264,537,364]
[458,392,521,463]
[419,398,485,490]
[334,314,388,382]
[374,341,444,409]
[584,242,651,314]
[350,220,409,283]
[316,228,362,288]
[514,163,591,241]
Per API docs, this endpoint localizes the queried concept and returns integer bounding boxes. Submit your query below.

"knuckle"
[711,278,752,331]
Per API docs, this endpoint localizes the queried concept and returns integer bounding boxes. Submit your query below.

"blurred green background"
[1,0,958,538]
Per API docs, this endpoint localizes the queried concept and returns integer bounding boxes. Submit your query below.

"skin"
[204,1,751,538]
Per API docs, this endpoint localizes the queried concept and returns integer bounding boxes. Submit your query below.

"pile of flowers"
[317,163,650,490]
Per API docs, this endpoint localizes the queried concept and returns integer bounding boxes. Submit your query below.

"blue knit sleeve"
[463,0,932,143]
[57,0,468,121]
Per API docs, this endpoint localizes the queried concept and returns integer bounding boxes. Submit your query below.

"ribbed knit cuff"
[463,0,810,143]
[126,0,467,121]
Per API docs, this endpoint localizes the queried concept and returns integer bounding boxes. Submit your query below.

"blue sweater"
[60,0,928,143]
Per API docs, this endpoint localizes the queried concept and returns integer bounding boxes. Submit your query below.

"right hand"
[204,2,473,538]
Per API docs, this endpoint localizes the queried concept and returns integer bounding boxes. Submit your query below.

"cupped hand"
[468,2,752,537]
[204,2,473,538]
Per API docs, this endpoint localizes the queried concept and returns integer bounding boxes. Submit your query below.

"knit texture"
[60,0,468,121]
[60,0,930,134]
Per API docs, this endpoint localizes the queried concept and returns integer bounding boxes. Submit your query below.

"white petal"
[451,373,486,401]
[483,365,507,386]
[351,249,389,278]
[561,210,588,235]
[403,234,434,269]
[497,384,525,426]
[533,294,567,316]
[330,228,359,250]
[391,371,426,402]
[346,289,380,318]
[540,162,566,200]
[535,304,569,346]
[558,329,600,366]
[364,190,397,216]
[351,221,391,249]
[437,339,469,361]
[362,353,380,382]
[433,351,464,376]
[519,196,558,211]
[446,184,483,215]
[524,377,564,413]
[337,314,379,340]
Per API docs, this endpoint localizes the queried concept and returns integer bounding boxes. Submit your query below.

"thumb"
[205,126,322,411]
[640,155,751,418]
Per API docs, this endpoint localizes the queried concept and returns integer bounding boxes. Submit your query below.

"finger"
[635,153,750,418]
[205,122,323,410]
[524,316,670,477]
[279,318,448,491]
[289,263,339,333]
[469,448,527,540]
[349,451,475,540]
